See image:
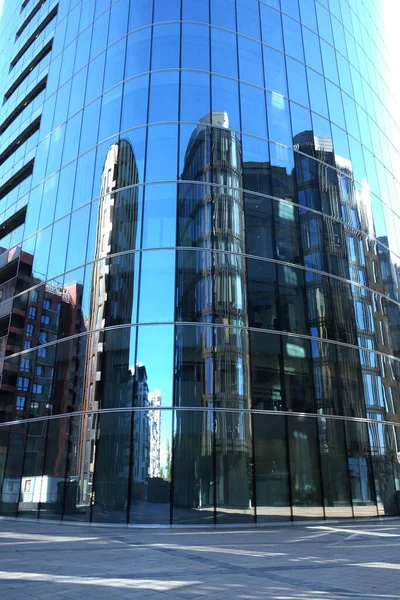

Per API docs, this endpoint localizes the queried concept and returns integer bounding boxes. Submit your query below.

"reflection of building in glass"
[294,131,399,514]
[131,363,149,499]
[76,140,139,513]
[0,246,83,512]
[148,390,161,479]
[175,112,252,516]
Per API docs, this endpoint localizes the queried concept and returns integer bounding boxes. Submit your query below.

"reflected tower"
[175,112,252,519]
[76,140,139,513]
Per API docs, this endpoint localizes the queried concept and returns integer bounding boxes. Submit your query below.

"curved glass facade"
[0,0,399,524]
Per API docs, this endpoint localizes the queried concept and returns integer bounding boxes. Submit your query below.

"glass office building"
[0,0,399,525]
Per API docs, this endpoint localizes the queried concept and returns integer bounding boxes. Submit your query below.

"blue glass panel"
[182,0,209,22]
[152,24,180,70]
[154,0,180,21]
[98,85,123,142]
[263,46,288,96]
[126,28,151,77]
[181,71,210,123]
[286,57,309,107]
[211,28,238,79]
[146,124,178,181]
[149,71,179,123]
[182,23,210,71]
[212,76,240,131]
[121,75,149,130]
[315,2,333,45]
[108,0,129,44]
[260,4,283,51]
[325,81,345,129]
[307,68,328,118]
[267,92,292,147]
[282,14,304,61]
[211,0,236,30]
[320,38,339,85]
[238,37,264,87]
[298,0,317,31]
[104,39,126,91]
[302,27,323,73]
[240,84,267,138]
[281,0,299,19]
[237,0,260,38]
[129,0,153,29]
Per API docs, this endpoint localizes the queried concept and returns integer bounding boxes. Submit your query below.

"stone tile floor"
[0,518,400,599]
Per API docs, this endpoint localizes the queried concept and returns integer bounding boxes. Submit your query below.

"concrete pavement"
[0,518,400,599]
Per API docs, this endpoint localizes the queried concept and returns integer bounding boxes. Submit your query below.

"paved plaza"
[0,518,400,599]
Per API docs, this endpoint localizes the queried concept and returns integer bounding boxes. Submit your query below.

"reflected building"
[294,131,400,515]
[175,112,252,519]
[148,390,161,479]
[0,247,83,513]
[76,140,139,516]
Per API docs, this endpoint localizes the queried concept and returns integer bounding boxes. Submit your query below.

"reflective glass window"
[240,84,267,138]
[320,38,339,85]
[47,216,69,280]
[302,27,323,73]
[92,412,131,523]
[99,85,122,141]
[181,71,210,123]
[238,36,264,87]
[260,4,283,51]
[286,57,309,107]
[62,112,83,167]
[104,39,126,91]
[267,92,292,147]
[108,0,129,44]
[73,149,96,209]
[68,68,88,119]
[79,99,101,154]
[288,416,324,519]
[121,75,149,131]
[149,71,179,123]
[173,410,214,525]
[129,0,153,30]
[65,205,90,272]
[237,0,260,37]
[125,28,151,78]
[263,46,288,96]
[85,52,106,105]
[307,68,328,118]
[211,0,236,30]
[138,250,175,322]
[142,183,177,248]
[325,80,345,129]
[254,414,291,522]
[154,0,180,21]
[74,28,92,73]
[315,2,333,45]
[90,11,110,59]
[182,0,209,21]
[299,0,317,31]
[282,14,304,62]
[182,23,210,71]
[146,124,178,182]
[211,28,238,79]
[290,101,312,138]
[151,24,180,70]
[216,411,254,524]
[212,76,240,131]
